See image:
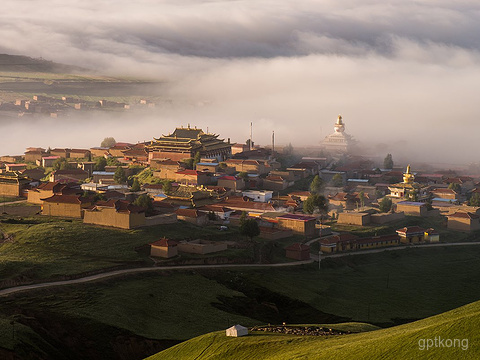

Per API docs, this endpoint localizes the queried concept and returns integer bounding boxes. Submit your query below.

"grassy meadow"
[150,298,480,359]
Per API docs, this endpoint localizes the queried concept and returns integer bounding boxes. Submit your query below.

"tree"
[131,178,141,192]
[448,182,461,193]
[406,190,418,202]
[239,218,260,241]
[384,154,394,169]
[52,157,73,170]
[284,143,293,155]
[193,152,201,168]
[469,193,480,207]
[303,193,328,214]
[331,173,343,187]
[238,172,249,180]
[162,180,173,195]
[93,157,107,171]
[309,175,324,194]
[114,167,127,184]
[133,194,153,215]
[106,157,122,167]
[182,158,194,170]
[379,197,392,213]
[101,137,116,148]
[358,191,365,209]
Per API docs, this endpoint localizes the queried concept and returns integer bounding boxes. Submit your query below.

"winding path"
[0,260,313,297]
[2,241,480,297]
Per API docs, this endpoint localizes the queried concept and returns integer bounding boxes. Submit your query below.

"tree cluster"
[303,193,328,214]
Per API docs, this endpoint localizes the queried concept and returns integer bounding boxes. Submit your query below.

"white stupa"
[322,115,355,153]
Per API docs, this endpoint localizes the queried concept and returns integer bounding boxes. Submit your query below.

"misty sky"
[1,1,480,164]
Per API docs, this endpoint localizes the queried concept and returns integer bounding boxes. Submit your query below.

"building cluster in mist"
[0,116,479,242]
[0,94,160,118]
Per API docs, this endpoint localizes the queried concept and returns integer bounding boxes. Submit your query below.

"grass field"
[149,298,480,359]
[0,244,480,358]
[0,218,251,284]
[201,245,480,325]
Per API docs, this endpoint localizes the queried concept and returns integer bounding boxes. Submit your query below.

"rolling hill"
[148,298,480,359]
[0,54,86,74]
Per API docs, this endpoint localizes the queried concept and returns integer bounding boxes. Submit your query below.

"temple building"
[388,165,429,202]
[322,115,355,153]
[147,125,231,162]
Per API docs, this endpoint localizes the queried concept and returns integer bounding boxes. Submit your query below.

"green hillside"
[149,299,480,359]
[0,54,85,74]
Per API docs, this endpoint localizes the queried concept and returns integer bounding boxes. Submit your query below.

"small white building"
[242,190,273,203]
[226,324,248,337]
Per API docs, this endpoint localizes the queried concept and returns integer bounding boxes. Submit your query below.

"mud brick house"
[0,172,30,197]
[217,175,245,191]
[285,243,311,260]
[224,159,267,174]
[83,199,145,229]
[5,164,27,172]
[174,208,209,226]
[150,238,178,258]
[50,148,70,158]
[396,226,426,244]
[20,168,45,181]
[50,169,89,183]
[395,201,428,216]
[24,148,47,163]
[447,212,480,232]
[277,214,317,236]
[41,194,92,218]
[174,169,210,186]
[28,182,81,204]
[320,233,359,253]
[69,149,91,159]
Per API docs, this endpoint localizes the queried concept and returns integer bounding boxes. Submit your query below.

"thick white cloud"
[0,0,479,164]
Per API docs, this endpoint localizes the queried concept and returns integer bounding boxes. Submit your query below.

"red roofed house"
[39,156,60,167]
[122,146,148,163]
[356,234,400,249]
[320,233,359,253]
[150,238,178,258]
[83,199,146,229]
[430,188,459,201]
[175,170,210,186]
[41,194,92,218]
[285,243,311,260]
[262,175,290,191]
[108,143,132,157]
[277,214,317,236]
[424,228,440,242]
[175,208,208,226]
[396,226,426,244]
[447,212,480,232]
[217,175,245,191]
[28,182,81,204]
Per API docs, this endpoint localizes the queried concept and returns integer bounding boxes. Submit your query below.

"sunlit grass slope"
[149,299,480,359]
